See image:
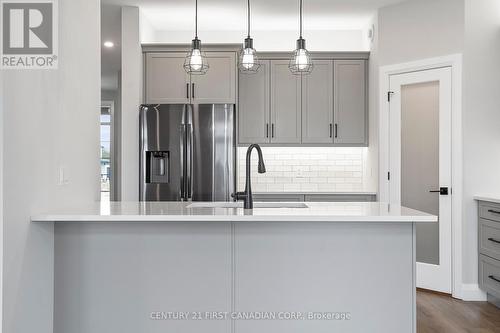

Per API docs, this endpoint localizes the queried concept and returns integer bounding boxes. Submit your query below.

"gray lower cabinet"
[145,51,236,104]
[478,201,500,302]
[333,60,368,145]
[238,60,270,144]
[301,60,334,144]
[270,60,302,144]
[253,194,304,202]
[253,193,376,202]
[305,194,376,202]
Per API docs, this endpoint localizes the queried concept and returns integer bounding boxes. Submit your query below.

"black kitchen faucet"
[232,144,266,209]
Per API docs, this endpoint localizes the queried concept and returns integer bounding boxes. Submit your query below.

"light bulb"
[189,49,202,71]
[242,48,255,70]
[295,49,309,70]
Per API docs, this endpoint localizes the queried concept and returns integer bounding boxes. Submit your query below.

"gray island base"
[32,202,436,333]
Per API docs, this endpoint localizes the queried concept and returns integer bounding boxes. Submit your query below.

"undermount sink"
[187,202,309,209]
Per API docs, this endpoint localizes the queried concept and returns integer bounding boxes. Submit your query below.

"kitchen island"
[32,202,436,333]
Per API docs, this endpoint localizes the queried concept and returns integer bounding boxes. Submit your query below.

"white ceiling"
[102,0,409,31]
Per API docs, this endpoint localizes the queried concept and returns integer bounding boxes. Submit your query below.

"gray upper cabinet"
[145,53,190,104]
[191,52,236,104]
[270,60,301,144]
[302,60,334,144]
[145,51,236,104]
[238,60,270,144]
[333,60,368,145]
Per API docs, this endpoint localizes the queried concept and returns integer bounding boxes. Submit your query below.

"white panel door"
[389,67,452,293]
[191,52,236,104]
[238,60,270,144]
[270,60,301,144]
[145,53,190,104]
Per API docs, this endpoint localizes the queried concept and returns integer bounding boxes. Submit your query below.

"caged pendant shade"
[184,0,209,75]
[238,0,261,73]
[289,0,313,75]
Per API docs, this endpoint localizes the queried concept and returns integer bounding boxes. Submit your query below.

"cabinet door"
[302,60,334,143]
[270,60,301,144]
[333,60,368,145]
[145,53,190,104]
[191,52,236,104]
[238,60,270,144]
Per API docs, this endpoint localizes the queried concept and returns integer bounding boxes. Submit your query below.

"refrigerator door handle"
[180,124,186,200]
[186,123,193,200]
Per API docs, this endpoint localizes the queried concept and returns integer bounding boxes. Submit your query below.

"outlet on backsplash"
[237,147,369,193]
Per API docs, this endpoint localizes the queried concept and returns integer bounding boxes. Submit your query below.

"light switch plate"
[58,166,69,185]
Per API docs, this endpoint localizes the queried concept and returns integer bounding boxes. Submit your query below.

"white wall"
[375,0,500,290]
[0,60,3,333]
[378,0,464,66]
[367,15,379,193]
[2,0,100,332]
[462,0,500,284]
[120,7,142,201]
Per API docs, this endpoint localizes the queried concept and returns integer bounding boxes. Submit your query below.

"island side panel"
[234,222,415,333]
[54,222,232,333]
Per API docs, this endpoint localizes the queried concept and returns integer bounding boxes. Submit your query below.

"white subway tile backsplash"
[237,147,367,192]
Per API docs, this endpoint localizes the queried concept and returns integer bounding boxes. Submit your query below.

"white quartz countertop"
[474,195,500,204]
[31,201,437,223]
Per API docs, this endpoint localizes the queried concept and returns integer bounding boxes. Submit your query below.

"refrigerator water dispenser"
[146,151,169,183]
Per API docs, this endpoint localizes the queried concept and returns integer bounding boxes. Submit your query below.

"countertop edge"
[474,196,500,204]
[31,215,437,223]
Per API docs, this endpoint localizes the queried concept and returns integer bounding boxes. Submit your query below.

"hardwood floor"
[417,289,500,333]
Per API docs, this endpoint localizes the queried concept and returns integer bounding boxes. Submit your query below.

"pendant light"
[184,0,209,75]
[238,0,260,73]
[289,0,313,75]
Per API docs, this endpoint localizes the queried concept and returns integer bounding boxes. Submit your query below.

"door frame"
[379,54,464,299]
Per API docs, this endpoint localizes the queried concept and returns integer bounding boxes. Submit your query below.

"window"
[100,106,112,202]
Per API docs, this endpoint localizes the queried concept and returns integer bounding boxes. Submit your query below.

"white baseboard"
[460,284,487,301]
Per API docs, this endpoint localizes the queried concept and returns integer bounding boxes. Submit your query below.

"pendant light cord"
[247,0,251,38]
[195,0,198,38]
[299,0,303,38]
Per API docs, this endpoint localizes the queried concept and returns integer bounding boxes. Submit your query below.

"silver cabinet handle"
[334,124,338,139]
[271,124,275,138]
[266,124,269,138]
[191,83,195,99]
[488,237,500,245]
[186,83,189,99]
[489,275,500,284]
[488,209,500,215]
[329,124,333,138]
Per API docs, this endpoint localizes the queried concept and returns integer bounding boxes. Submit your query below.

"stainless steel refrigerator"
[140,104,236,201]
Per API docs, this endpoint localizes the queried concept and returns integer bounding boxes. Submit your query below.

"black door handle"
[429,187,448,195]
